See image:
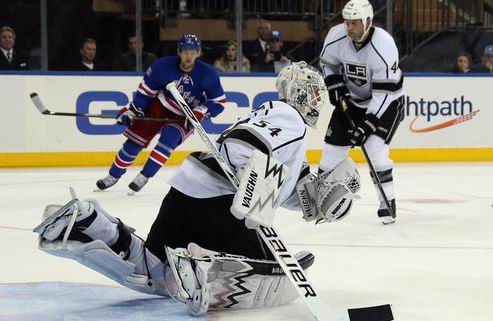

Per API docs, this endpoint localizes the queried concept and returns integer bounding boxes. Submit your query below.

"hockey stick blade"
[30,92,50,114]
[29,92,178,122]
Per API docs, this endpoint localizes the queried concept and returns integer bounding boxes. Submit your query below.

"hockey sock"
[141,126,181,177]
[109,140,142,178]
[370,168,395,201]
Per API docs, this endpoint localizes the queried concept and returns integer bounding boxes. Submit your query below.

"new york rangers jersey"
[168,100,309,210]
[320,24,404,117]
[133,56,226,116]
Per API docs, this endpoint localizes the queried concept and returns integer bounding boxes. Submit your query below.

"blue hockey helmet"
[177,33,201,54]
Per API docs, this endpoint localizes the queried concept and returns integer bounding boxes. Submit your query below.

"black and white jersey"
[168,100,308,210]
[320,24,404,117]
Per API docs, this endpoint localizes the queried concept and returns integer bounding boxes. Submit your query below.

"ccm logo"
[75,90,279,135]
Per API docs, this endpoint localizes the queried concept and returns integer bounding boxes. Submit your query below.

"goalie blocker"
[231,150,288,228]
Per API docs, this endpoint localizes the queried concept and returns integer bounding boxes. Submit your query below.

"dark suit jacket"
[112,51,157,71]
[73,61,108,71]
[244,39,271,72]
[0,49,29,70]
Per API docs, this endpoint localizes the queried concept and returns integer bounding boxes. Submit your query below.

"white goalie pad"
[164,243,314,316]
[164,245,212,316]
[297,158,360,223]
[231,150,288,228]
[36,203,168,297]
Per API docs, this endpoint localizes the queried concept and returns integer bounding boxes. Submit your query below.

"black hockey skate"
[128,172,149,195]
[96,174,119,191]
[378,199,396,225]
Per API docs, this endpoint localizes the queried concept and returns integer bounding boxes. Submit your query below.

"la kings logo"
[345,62,367,87]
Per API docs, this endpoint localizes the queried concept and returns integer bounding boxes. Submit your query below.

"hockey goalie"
[33,61,361,315]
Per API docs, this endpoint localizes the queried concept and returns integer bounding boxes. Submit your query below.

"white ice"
[1,163,492,321]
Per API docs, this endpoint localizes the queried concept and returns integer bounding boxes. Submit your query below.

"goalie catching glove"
[297,158,360,224]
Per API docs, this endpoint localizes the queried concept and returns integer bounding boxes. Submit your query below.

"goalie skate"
[33,199,95,242]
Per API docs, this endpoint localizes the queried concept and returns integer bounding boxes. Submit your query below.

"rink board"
[0,73,492,167]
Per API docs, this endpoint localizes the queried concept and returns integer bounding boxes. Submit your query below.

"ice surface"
[1,163,492,321]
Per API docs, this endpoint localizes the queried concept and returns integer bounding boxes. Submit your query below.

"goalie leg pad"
[38,237,169,297]
[166,242,315,313]
[35,201,168,297]
[207,248,314,310]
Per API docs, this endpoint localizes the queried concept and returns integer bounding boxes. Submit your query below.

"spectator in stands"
[0,26,28,70]
[451,52,472,73]
[474,45,493,73]
[244,19,271,72]
[213,40,250,72]
[264,31,291,73]
[73,38,107,71]
[113,32,157,71]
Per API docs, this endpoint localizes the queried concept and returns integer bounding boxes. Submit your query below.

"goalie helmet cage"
[165,82,394,321]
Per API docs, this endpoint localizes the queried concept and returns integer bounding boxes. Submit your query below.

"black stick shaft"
[45,111,171,121]
[341,98,394,218]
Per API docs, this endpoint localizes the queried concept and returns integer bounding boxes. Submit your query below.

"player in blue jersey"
[96,34,227,194]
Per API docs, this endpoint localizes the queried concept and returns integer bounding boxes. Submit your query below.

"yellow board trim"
[1,148,493,168]
[306,148,493,163]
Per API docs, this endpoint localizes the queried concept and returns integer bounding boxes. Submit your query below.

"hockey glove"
[116,102,145,126]
[325,74,349,109]
[184,106,209,130]
[347,113,379,146]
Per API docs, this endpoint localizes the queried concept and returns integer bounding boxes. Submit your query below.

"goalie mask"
[275,61,327,128]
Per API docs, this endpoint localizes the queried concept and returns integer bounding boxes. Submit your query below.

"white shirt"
[320,24,404,118]
[1,47,13,62]
[169,100,308,210]
[258,38,267,52]
[274,59,291,73]
[82,62,94,70]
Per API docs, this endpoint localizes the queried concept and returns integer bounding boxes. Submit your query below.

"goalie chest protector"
[169,100,308,206]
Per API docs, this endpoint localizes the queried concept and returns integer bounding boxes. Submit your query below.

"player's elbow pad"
[203,101,225,118]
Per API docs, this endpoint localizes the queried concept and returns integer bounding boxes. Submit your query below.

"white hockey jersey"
[169,100,308,210]
[320,24,404,117]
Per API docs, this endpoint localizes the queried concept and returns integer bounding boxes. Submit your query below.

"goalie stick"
[341,97,395,221]
[166,82,393,321]
[30,93,177,122]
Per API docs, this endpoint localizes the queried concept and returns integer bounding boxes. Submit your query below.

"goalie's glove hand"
[116,102,145,126]
[185,106,208,130]
[325,74,349,109]
[347,113,379,146]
